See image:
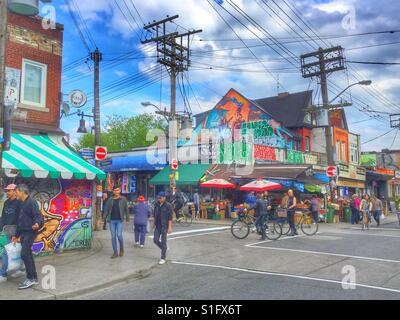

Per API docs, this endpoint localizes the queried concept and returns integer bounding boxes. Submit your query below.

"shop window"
[341,142,346,162]
[350,143,359,164]
[21,59,47,108]
[336,140,341,161]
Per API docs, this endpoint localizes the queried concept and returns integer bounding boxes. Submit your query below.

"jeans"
[153,227,167,259]
[1,251,8,277]
[256,214,268,239]
[174,204,183,220]
[312,210,319,223]
[21,232,37,281]
[351,208,360,224]
[109,220,124,254]
[134,224,147,246]
[373,210,381,226]
[287,210,297,234]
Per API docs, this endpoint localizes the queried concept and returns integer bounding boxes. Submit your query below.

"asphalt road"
[75,221,400,300]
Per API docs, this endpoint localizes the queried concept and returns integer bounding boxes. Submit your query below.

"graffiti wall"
[5,178,93,256]
[195,89,295,149]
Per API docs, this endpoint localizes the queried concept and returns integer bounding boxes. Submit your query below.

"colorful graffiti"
[195,89,295,149]
[14,178,93,255]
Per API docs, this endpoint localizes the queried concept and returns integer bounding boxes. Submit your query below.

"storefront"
[336,163,366,197]
[365,168,394,210]
[1,134,105,256]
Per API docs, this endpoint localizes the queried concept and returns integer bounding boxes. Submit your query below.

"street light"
[141,101,169,121]
[329,80,372,104]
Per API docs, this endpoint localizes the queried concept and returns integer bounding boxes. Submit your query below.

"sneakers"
[119,250,124,257]
[140,245,144,248]
[159,259,166,265]
[134,243,140,248]
[10,270,25,278]
[110,253,119,259]
[0,276,7,283]
[18,279,37,290]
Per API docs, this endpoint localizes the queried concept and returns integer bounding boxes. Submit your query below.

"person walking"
[287,189,298,236]
[254,193,268,240]
[0,184,23,283]
[311,195,320,223]
[133,195,152,248]
[371,196,383,227]
[153,192,173,265]
[193,190,200,220]
[104,187,129,259]
[12,184,44,290]
[360,195,372,229]
[350,194,360,225]
[245,191,256,210]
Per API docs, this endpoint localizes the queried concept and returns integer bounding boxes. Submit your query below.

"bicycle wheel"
[279,220,291,236]
[180,212,193,227]
[231,220,250,239]
[265,221,282,240]
[300,217,318,236]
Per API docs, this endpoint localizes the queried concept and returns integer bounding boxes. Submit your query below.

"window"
[336,140,341,161]
[341,142,347,162]
[350,143,359,164]
[305,137,310,152]
[21,59,47,108]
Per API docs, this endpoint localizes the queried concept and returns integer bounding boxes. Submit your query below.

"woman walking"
[133,196,152,248]
[287,189,298,236]
[360,195,372,230]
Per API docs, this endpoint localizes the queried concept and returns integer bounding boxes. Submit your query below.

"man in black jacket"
[153,192,173,265]
[12,184,43,290]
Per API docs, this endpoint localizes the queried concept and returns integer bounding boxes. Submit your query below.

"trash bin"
[326,205,335,223]
[343,206,351,223]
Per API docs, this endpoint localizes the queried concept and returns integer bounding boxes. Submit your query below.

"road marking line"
[171,261,400,294]
[248,245,400,264]
[148,226,230,239]
[245,234,309,247]
[349,227,400,232]
[326,231,400,239]
[167,230,229,241]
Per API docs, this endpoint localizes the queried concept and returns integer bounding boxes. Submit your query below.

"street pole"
[0,0,7,188]
[92,47,102,231]
[169,37,177,188]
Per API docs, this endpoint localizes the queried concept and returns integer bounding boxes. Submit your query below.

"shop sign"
[361,153,377,167]
[121,173,129,194]
[303,153,318,165]
[218,142,253,165]
[338,164,366,181]
[375,168,395,176]
[4,67,21,106]
[254,145,276,161]
[129,175,136,193]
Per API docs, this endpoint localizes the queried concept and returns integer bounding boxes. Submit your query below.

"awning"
[2,134,106,180]
[149,164,210,186]
[102,154,166,172]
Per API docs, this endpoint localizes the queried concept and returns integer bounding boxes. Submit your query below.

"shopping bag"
[5,243,23,272]
[380,213,385,221]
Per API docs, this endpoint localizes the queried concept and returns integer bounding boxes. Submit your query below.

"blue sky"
[48,0,400,151]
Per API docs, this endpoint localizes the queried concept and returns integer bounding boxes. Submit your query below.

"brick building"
[4,11,64,135]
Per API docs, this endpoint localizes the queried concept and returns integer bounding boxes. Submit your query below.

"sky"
[47,0,400,151]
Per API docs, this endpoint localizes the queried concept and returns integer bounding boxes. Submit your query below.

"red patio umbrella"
[240,179,282,192]
[200,178,236,189]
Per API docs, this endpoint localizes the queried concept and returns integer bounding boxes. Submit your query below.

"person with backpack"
[133,195,152,248]
[12,184,44,290]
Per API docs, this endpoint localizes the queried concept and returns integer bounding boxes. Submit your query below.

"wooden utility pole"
[0,0,7,187]
[91,47,103,231]
[142,15,202,189]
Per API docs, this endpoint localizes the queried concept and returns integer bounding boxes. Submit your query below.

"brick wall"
[5,12,64,134]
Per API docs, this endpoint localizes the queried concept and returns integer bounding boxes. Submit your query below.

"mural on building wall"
[16,179,93,255]
[195,89,294,149]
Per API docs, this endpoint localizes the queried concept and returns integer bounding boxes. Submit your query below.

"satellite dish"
[62,102,70,116]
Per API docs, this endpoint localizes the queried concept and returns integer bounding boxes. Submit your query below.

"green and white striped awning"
[2,133,106,181]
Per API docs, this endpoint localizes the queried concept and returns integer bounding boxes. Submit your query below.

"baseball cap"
[137,195,145,202]
[5,184,17,191]
[157,191,166,198]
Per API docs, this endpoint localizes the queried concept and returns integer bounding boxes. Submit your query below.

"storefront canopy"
[2,134,106,180]
[149,164,210,186]
[102,154,166,173]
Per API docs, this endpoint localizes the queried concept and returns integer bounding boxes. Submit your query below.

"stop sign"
[326,166,338,177]
[171,159,178,170]
[95,146,107,161]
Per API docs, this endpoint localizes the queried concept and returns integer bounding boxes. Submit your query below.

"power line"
[362,129,396,145]
[389,129,399,149]
[347,60,400,65]
[71,0,97,48]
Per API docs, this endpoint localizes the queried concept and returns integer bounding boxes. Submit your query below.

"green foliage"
[74,114,165,152]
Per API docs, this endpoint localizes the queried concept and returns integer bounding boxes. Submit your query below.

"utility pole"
[0,0,7,188]
[91,47,102,231]
[142,15,202,189]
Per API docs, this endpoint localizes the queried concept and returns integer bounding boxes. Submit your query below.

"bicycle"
[278,210,318,236]
[361,210,371,231]
[175,205,193,227]
[231,208,282,240]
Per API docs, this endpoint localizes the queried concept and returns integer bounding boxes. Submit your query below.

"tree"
[74,114,165,152]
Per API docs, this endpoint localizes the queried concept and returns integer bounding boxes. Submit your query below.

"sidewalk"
[0,227,160,300]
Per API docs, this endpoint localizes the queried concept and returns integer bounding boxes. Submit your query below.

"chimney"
[278,92,289,98]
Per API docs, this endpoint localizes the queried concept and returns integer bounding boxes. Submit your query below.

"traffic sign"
[79,148,94,159]
[326,166,338,177]
[171,159,178,170]
[95,146,107,161]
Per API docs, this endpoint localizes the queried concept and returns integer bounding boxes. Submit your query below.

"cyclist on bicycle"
[360,194,372,229]
[169,186,184,222]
